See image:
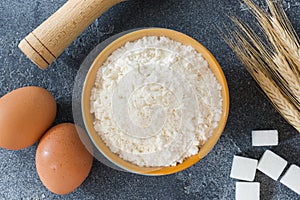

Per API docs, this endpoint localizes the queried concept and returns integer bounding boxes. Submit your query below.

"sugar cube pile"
[230,130,299,199]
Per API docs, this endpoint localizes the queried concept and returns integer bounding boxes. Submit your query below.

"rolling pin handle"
[18,0,123,70]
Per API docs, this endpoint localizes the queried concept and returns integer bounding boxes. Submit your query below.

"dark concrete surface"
[0,0,300,199]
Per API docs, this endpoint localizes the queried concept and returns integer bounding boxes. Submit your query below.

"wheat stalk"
[267,0,300,73]
[272,53,300,109]
[224,0,300,132]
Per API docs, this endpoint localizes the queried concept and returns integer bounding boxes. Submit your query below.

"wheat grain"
[255,70,300,132]
[232,16,300,110]
[225,32,300,132]
[272,53,300,109]
[224,0,300,132]
[269,14,300,75]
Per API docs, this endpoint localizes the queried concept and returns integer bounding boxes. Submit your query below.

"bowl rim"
[81,28,229,175]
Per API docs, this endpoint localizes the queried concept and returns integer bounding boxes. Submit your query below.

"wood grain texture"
[18,0,123,70]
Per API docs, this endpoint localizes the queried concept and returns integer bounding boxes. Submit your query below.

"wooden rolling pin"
[18,0,123,70]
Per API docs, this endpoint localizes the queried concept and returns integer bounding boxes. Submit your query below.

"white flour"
[90,36,222,167]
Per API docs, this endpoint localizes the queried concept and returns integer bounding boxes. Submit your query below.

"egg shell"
[0,86,56,150]
[36,123,93,195]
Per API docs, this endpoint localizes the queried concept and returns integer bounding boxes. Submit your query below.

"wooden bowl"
[82,28,229,175]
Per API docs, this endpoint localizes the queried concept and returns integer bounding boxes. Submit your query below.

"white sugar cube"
[280,164,300,195]
[252,130,278,146]
[230,155,258,181]
[236,182,260,200]
[257,150,287,180]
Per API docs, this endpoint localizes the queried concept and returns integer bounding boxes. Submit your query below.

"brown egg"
[36,123,93,195]
[0,86,56,150]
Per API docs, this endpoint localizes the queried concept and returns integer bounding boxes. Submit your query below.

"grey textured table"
[1,0,300,199]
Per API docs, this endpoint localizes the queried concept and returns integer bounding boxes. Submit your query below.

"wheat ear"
[223,0,300,131]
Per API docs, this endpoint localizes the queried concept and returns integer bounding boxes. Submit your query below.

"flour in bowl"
[90,36,222,167]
